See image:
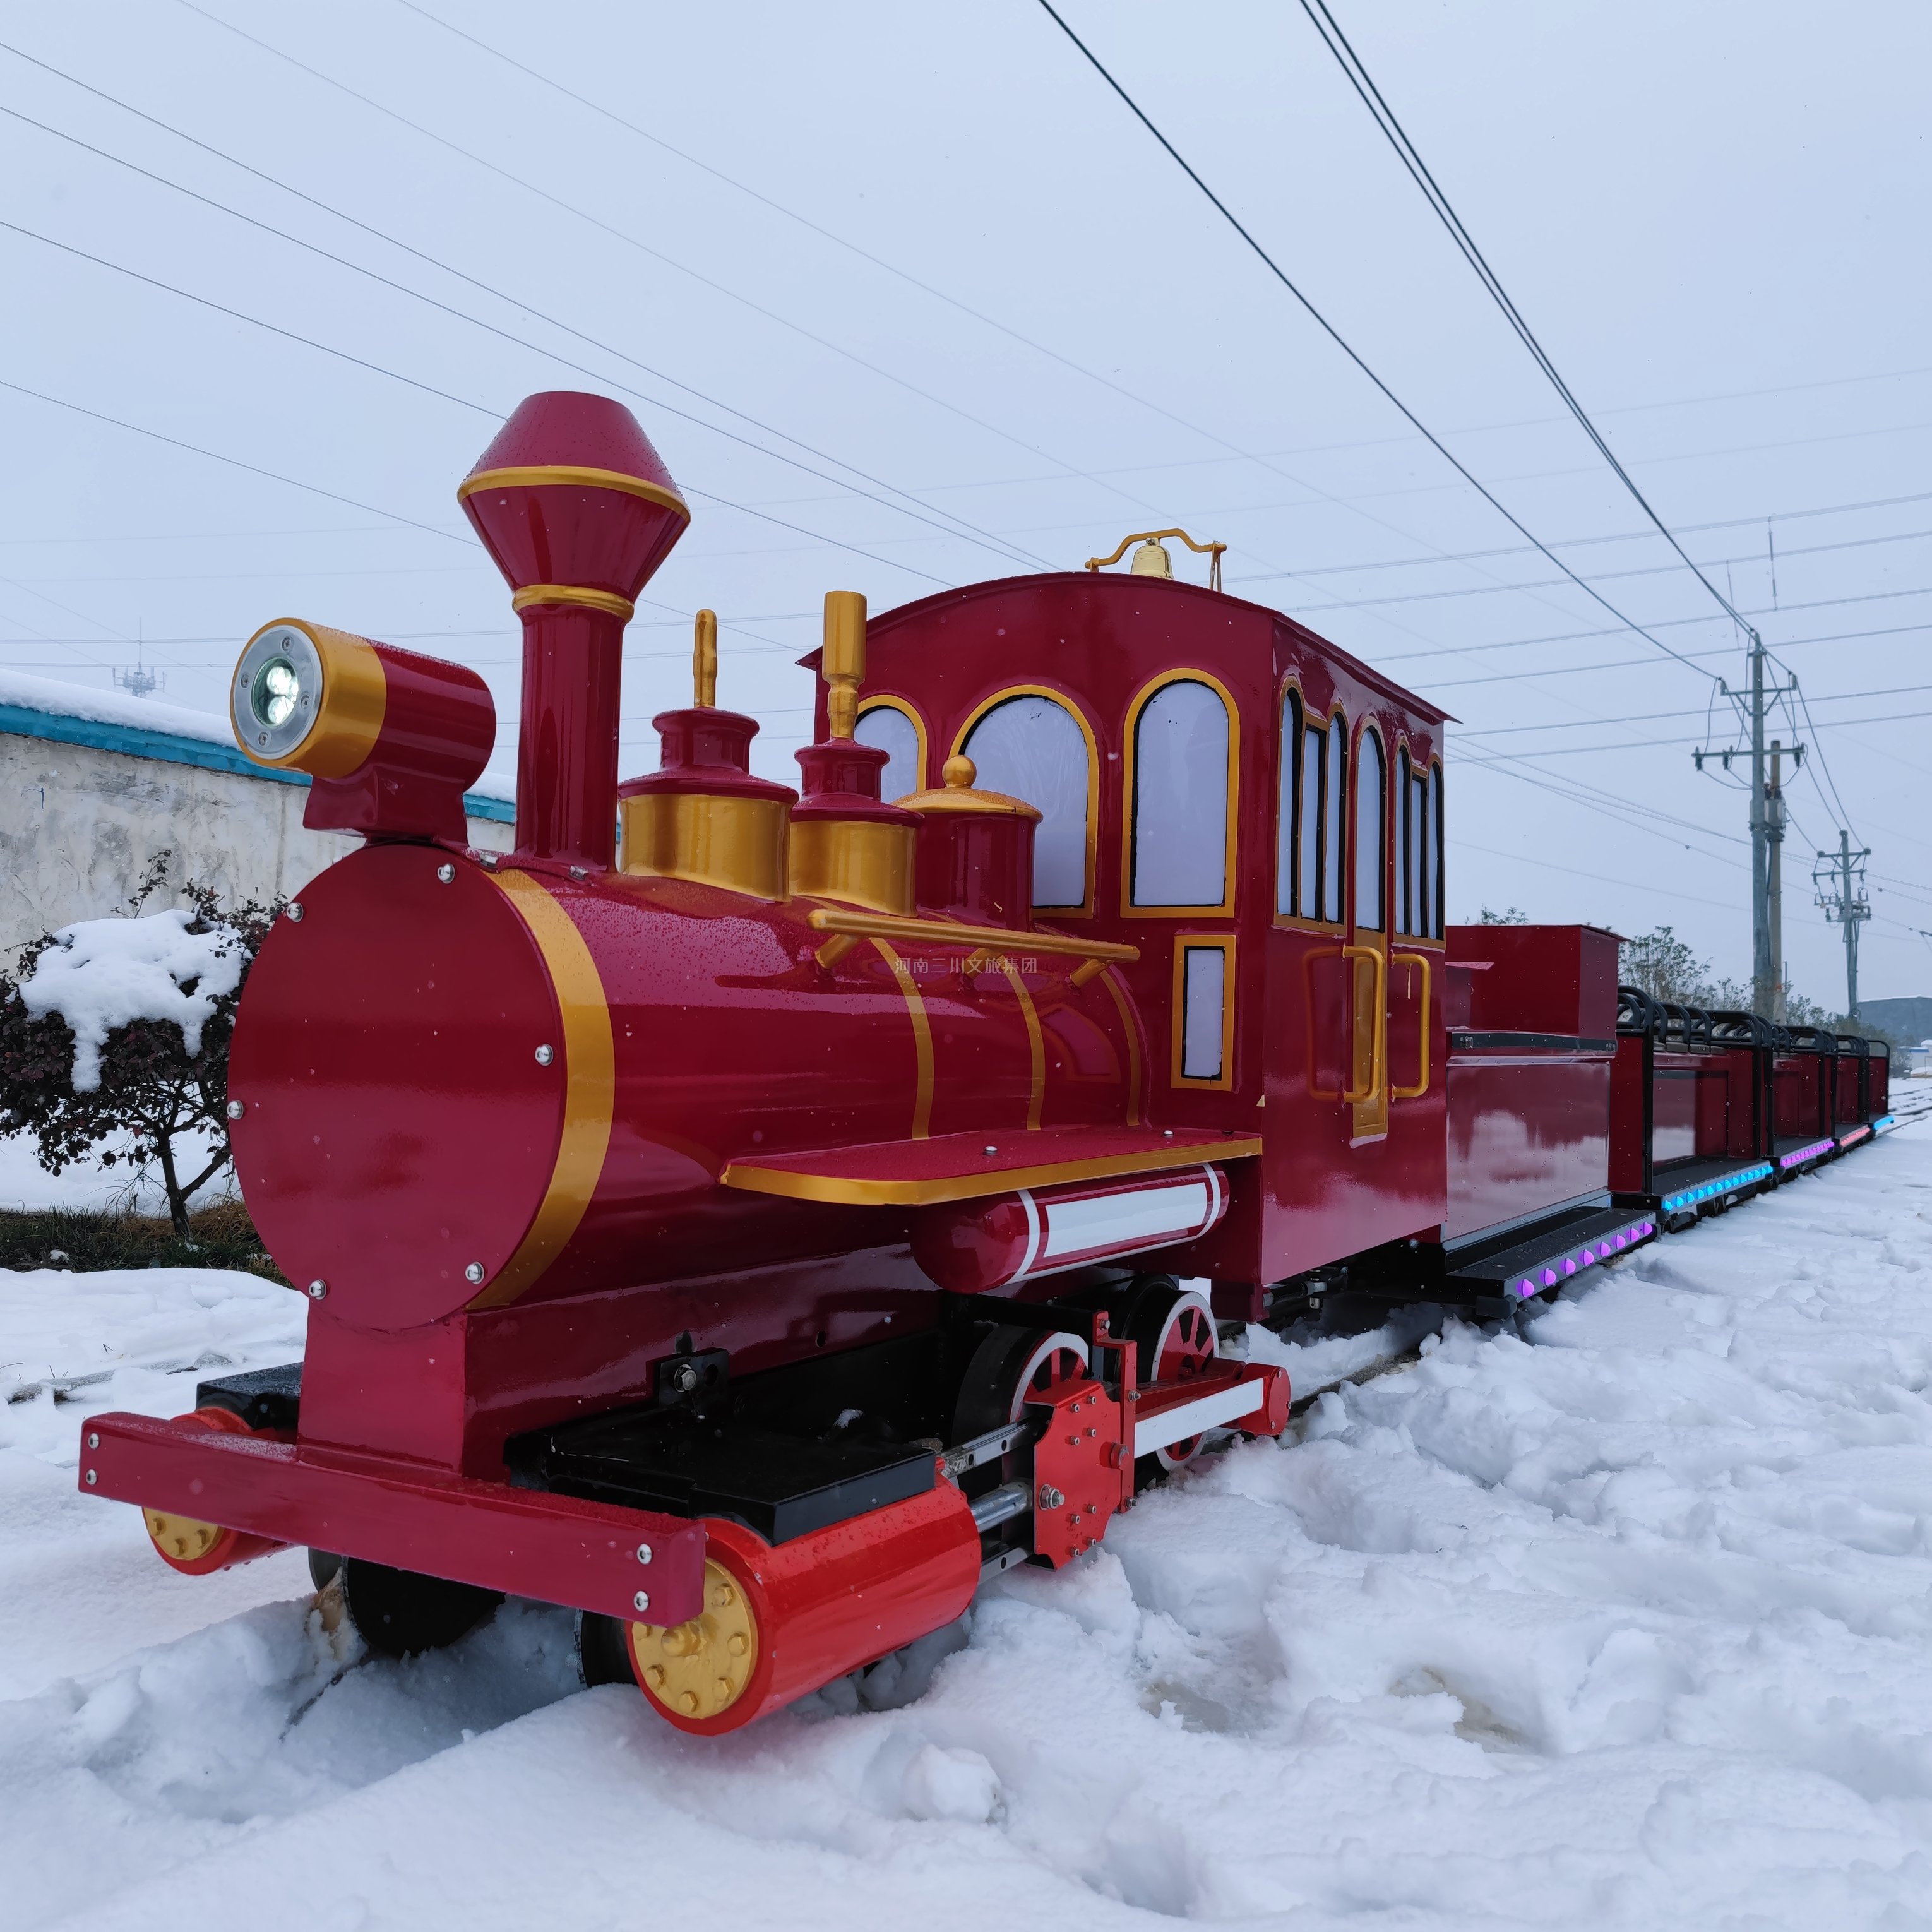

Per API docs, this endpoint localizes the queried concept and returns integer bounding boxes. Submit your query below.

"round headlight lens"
[251,657,302,730]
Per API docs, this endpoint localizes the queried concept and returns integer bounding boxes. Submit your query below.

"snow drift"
[3,1128,1931,1928]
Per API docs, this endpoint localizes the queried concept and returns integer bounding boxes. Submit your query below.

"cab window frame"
[854,695,929,803]
[1120,668,1240,919]
[1273,678,1347,933]
[951,684,1100,917]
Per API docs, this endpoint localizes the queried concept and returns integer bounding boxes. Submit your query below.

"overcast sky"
[4,0,1929,1004]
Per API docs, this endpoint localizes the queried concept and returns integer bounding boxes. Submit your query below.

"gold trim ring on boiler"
[621,792,791,900]
[465,869,615,1310]
[789,818,916,915]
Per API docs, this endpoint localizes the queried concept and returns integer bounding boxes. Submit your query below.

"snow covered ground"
[5,1126,1932,1929]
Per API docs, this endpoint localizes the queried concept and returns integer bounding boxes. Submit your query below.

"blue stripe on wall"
[0,703,516,824]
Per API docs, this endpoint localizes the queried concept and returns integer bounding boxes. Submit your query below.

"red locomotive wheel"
[1123,1280,1219,1479]
[140,1408,287,1575]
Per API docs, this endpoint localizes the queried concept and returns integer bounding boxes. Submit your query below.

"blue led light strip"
[1660,1162,1774,1215]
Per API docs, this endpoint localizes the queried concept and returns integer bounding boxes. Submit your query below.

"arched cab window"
[1127,675,1234,912]
[1396,745,1443,938]
[1354,726,1386,932]
[959,690,1093,910]
[1276,689,1346,923]
[854,700,925,804]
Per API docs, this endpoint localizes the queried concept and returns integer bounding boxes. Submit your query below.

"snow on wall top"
[17,907,244,1090]
[0,669,236,745]
[0,667,514,811]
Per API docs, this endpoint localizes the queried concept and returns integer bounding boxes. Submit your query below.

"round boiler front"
[227,844,571,1330]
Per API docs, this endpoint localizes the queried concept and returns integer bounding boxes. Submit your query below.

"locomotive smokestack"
[459,393,688,868]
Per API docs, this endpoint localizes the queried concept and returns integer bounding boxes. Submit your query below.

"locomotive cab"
[842,558,1455,1315]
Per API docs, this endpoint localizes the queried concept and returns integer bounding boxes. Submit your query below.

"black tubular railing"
[1661,1003,1714,1051]
[1708,1009,1777,1049]
[1617,984,1666,1037]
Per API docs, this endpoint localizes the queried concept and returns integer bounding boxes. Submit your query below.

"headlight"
[230,616,495,842]
[230,621,384,775]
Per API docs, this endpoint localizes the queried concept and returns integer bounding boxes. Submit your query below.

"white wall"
[2,730,513,967]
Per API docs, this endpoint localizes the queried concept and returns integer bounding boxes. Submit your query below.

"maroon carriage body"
[843,573,1453,1313]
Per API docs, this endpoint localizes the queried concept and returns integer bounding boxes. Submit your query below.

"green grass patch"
[0,1197,290,1282]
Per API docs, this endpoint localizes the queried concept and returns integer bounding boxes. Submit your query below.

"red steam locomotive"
[81,393,1890,1734]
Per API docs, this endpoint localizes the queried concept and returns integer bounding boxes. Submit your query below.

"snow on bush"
[18,909,244,1092]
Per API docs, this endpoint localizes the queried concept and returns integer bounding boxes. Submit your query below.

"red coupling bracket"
[1025,1378,1122,1566]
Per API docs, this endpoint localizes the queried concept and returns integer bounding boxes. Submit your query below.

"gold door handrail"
[1341,945,1385,1105]
[1390,951,1433,1100]
[1303,945,1384,1105]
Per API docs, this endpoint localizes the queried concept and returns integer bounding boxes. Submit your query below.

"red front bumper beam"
[80,1412,707,1625]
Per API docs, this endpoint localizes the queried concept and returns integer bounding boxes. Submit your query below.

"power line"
[383,1,1932,527]
[1455,681,1932,738]
[0,85,1020,581]
[0,222,948,592]
[166,4,1621,641]
[0,376,469,541]
[153,10,1087,563]
[1294,0,1756,641]
[1032,0,1719,686]
[1461,707,1932,759]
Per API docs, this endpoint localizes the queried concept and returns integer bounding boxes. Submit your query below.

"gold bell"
[1129,535,1174,579]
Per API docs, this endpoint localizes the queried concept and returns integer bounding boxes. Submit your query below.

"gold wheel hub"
[628,1556,758,1722]
[143,1508,225,1565]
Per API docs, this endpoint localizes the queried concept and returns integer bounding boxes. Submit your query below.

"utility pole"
[1695,641,1799,1019]
[1748,645,1768,1012]
[1767,740,1785,1022]
[1813,829,1871,1018]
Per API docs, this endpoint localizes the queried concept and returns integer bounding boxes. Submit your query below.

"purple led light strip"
[1513,1219,1656,1297]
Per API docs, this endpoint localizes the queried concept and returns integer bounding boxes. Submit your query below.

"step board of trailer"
[1652,1156,1775,1217]
[1448,1204,1657,1304]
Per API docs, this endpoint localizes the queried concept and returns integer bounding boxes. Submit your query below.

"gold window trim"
[1388,731,1448,945]
[1121,669,1241,919]
[856,694,931,799]
[1270,676,1349,935]
[1352,719,1388,936]
[1272,679,1347,933]
[1171,933,1237,1092]
[951,684,1099,918]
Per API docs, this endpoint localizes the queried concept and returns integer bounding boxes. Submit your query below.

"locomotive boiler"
[79,390,1892,1734]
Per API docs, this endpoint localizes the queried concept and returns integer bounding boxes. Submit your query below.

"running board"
[1446,1204,1657,1306]
[1779,1136,1837,1171]
[1659,1160,1774,1218]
